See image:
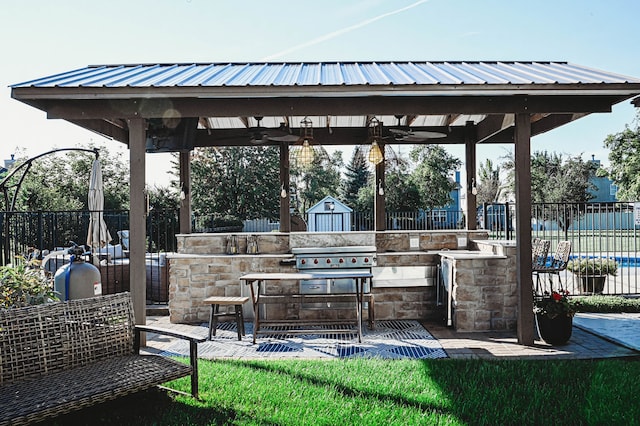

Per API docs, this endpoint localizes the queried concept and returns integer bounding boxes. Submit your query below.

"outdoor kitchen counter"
[240,271,373,344]
[437,250,507,260]
[436,246,517,332]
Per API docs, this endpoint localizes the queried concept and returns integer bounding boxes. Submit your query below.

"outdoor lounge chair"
[533,240,572,293]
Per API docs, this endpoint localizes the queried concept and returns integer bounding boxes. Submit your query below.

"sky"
[2,0,639,186]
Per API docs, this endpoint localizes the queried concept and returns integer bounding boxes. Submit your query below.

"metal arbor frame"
[0,148,99,262]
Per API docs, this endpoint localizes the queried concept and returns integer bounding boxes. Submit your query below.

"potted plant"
[566,257,618,294]
[533,290,576,345]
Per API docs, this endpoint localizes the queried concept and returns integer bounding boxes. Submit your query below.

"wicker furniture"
[204,296,250,341]
[533,241,572,292]
[0,292,206,426]
[532,239,551,294]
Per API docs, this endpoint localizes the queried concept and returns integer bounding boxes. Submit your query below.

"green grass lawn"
[42,357,640,426]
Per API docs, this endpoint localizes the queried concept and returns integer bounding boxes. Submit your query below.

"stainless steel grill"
[292,246,376,308]
[293,246,376,270]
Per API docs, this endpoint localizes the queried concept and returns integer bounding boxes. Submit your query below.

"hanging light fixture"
[367,117,384,165]
[293,117,315,167]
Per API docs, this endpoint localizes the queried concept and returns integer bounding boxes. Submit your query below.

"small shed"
[307,196,352,232]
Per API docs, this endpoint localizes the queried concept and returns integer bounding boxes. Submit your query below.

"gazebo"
[11,61,640,345]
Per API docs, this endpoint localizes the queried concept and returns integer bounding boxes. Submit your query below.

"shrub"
[571,295,640,313]
[0,258,58,309]
[566,257,618,276]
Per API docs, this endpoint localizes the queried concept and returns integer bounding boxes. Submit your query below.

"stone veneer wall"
[168,254,293,323]
[168,230,490,324]
[447,241,518,332]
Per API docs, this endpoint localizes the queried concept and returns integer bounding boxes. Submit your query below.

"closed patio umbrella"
[87,158,112,250]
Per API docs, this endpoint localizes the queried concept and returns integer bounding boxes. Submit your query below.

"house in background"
[588,155,618,202]
[0,154,16,177]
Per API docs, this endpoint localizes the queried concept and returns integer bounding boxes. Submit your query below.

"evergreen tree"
[341,146,370,205]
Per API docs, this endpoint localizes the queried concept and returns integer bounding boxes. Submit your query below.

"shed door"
[314,213,345,231]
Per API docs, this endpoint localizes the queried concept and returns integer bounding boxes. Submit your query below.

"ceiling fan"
[246,117,299,145]
[387,115,447,142]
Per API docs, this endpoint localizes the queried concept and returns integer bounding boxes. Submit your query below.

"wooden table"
[240,271,373,344]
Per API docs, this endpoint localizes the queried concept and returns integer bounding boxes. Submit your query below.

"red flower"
[552,292,562,301]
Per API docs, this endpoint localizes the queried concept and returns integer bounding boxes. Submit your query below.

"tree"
[341,146,370,205]
[188,146,280,220]
[502,150,597,233]
[409,145,462,210]
[530,151,596,204]
[349,147,421,214]
[476,158,503,204]
[603,111,640,201]
[291,149,343,214]
[3,143,130,212]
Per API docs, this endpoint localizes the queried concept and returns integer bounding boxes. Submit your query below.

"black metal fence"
[487,201,639,295]
[1,209,178,304]
[3,202,638,300]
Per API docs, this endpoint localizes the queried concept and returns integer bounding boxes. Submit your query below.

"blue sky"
[2,0,639,185]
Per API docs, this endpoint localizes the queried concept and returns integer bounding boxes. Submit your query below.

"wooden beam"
[476,114,513,143]
[179,151,192,234]
[193,126,468,148]
[35,95,622,121]
[127,117,147,342]
[478,113,588,143]
[67,118,130,144]
[514,113,534,346]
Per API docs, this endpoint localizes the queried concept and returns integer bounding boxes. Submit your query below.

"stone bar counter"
[438,240,517,332]
[167,230,504,328]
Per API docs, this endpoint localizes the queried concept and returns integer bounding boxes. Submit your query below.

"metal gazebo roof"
[11,61,640,148]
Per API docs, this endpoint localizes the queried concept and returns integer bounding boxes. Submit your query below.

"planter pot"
[535,313,573,345]
[580,275,606,294]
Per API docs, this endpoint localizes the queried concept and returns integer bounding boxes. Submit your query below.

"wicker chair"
[532,239,551,294]
[533,241,572,293]
[0,293,206,426]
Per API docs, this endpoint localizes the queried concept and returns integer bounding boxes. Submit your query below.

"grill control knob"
[301,259,306,265]
[364,257,370,263]
[339,258,344,263]
[351,257,357,263]
[326,258,331,264]
[313,258,319,264]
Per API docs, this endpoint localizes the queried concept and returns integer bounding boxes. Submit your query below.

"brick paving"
[143,314,639,360]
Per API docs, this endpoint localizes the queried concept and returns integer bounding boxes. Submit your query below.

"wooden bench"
[0,292,206,426]
[203,296,250,341]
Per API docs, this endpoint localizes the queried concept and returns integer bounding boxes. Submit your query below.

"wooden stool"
[203,296,250,341]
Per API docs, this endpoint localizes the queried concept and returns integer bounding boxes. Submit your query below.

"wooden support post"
[279,142,291,232]
[179,151,192,234]
[374,140,385,231]
[514,113,534,346]
[128,118,147,341]
[464,121,478,230]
